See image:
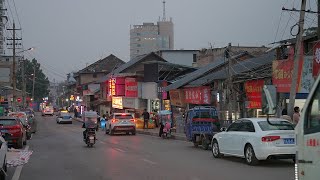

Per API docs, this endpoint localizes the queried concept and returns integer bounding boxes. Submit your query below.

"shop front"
[169,89,186,133]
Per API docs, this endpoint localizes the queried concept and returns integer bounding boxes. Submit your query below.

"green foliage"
[16,58,50,102]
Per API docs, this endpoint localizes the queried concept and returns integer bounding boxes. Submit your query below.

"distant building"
[130,1,174,59]
[156,50,199,67]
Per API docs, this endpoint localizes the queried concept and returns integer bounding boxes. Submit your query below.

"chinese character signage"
[158,81,168,99]
[112,97,123,109]
[108,77,125,97]
[272,46,303,93]
[313,41,320,77]
[184,86,211,105]
[109,78,116,96]
[244,79,264,109]
[125,78,138,97]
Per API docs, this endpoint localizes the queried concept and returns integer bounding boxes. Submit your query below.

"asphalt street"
[13,113,294,180]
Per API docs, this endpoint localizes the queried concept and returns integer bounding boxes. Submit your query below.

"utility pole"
[318,0,320,40]
[21,56,26,108]
[226,43,233,120]
[288,0,307,117]
[7,22,21,111]
[32,65,36,102]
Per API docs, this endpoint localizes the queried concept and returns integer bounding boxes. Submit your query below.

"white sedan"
[211,118,296,165]
[56,113,73,124]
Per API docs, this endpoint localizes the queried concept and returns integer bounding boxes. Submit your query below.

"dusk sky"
[10,0,318,82]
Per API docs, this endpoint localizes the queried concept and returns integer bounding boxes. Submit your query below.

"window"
[239,120,255,132]
[258,121,294,131]
[93,73,97,78]
[193,54,197,62]
[227,121,242,131]
[304,82,320,134]
[6,58,9,62]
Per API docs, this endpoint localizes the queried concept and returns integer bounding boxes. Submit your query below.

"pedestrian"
[100,114,106,130]
[280,109,292,122]
[293,106,300,124]
[142,109,150,129]
[74,107,78,118]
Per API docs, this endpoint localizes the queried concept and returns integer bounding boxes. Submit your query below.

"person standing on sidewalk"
[142,109,150,129]
[293,106,300,125]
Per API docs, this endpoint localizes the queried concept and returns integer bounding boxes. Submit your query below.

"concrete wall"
[77,73,105,85]
[160,50,198,66]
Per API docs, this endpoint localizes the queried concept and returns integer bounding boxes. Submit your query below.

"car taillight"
[261,136,281,142]
[112,119,118,123]
[130,119,135,123]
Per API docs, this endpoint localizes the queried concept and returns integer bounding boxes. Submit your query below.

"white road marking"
[142,158,157,165]
[114,148,125,153]
[11,145,29,180]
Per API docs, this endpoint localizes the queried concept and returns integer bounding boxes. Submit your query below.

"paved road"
[16,114,294,180]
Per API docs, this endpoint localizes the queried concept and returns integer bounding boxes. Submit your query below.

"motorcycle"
[84,128,96,147]
[162,122,172,139]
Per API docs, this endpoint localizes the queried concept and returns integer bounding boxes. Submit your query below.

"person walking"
[280,109,292,122]
[142,109,150,129]
[293,106,300,125]
[74,107,78,118]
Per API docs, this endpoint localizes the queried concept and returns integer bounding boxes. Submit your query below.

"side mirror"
[220,127,227,132]
[262,85,277,115]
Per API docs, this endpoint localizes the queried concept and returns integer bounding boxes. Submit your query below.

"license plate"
[283,138,295,144]
[89,136,94,140]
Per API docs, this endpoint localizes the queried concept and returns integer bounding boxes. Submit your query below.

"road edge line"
[11,145,29,180]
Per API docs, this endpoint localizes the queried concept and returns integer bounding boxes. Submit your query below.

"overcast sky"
[10,0,317,82]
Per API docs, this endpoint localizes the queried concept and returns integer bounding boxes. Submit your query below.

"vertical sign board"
[125,78,138,97]
[313,41,320,77]
[169,89,186,107]
[244,79,264,109]
[272,46,304,93]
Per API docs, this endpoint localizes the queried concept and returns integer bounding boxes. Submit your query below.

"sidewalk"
[136,128,187,141]
[73,117,186,141]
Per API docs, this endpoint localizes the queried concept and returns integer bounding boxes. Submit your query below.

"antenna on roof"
[162,0,166,21]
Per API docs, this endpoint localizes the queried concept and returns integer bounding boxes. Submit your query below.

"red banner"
[244,79,264,109]
[272,46,303,92]
[184,86,211,105]
[313,41,320,77]
[108,77,125,97]
[125,78,138,97]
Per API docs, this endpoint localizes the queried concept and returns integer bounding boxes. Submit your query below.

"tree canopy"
[16,58,50,102]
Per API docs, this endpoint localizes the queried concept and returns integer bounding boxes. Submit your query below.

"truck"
[184,106,220,150]
[263,75,320,180]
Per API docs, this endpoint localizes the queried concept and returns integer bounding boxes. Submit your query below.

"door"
[299,80,320,180]
[220,121,242,154]
[232,120,256,156]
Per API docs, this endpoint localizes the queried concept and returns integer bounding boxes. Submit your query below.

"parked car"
[105,113,136,135]
[0,116,27,149]
[56,112,73,124]
[211,118,296,165]
[0,132,8,180]
[8,112,35,139]
[42,106,54,116]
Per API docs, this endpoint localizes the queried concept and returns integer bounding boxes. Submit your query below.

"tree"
[16,58,50,102]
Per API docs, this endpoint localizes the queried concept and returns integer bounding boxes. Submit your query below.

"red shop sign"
[244,79,264,109]
[125,78,138,97]
[184,86,211,105]
[313,41,320,77]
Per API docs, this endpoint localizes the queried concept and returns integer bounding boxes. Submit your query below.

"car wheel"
[211,140,222,158]
[202,137,209,150]
[245,144,259,165]
[16,138,23,149]
[126,132,130,135]
[109,127,113,136]
[132,131,136,135]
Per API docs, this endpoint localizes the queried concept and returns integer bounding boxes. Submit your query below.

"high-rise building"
[130,1,174,59]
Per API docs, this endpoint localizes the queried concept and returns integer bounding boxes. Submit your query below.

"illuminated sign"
[109,78,116,96]
[112,97,123,109]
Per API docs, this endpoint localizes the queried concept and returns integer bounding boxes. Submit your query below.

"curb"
[136,129,187,141]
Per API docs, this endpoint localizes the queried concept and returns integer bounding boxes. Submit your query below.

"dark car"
[0,116,27,149]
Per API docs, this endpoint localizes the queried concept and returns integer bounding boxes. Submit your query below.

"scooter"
[162,122,172,139]
[84,128,96,147]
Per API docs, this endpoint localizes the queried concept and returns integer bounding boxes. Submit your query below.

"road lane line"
[11,145,29,180]
[142,158,157,165]
[114,148,125,153]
